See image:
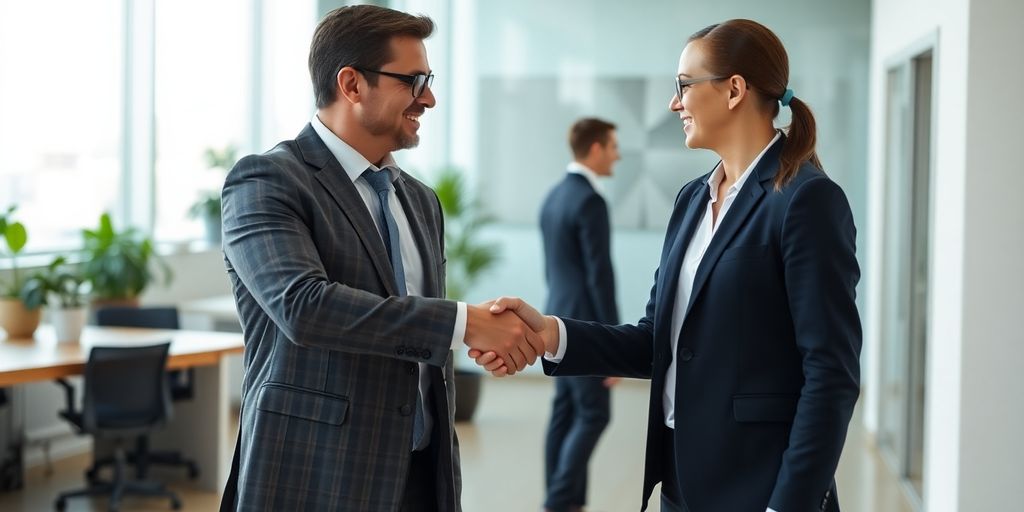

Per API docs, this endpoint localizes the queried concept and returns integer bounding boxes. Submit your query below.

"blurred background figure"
[540,118,621,512]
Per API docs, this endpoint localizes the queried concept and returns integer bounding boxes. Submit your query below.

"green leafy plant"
[188,145,238,221]
[0,205,32,301]
[21,256,86,309]
[432,168,500,301]
[80,213,171,301]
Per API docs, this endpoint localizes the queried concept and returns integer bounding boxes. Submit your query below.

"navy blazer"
[544,137,861,512]
[540,172,619,324]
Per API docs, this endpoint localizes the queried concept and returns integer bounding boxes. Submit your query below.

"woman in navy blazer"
[473,19,861,512]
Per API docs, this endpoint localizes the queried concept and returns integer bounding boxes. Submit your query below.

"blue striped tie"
[362,169,429,451]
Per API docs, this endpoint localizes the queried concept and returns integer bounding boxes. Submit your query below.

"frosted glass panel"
[454,0,870,233]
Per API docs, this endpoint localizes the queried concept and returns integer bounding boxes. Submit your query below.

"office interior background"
[0,0,1021,510]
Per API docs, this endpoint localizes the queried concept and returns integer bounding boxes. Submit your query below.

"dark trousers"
[544,376,611,511]
[401,443,438,512]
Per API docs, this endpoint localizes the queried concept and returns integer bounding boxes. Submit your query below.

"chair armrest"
[54,378,76,414]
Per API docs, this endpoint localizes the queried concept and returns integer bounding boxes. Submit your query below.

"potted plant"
[188,145,238,245]
[80,213,171,307]
[433,168,501,422]
[0,205,42,339]
[22,256,87,343]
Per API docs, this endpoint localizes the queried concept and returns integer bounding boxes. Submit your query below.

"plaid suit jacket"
[221,124,462,511]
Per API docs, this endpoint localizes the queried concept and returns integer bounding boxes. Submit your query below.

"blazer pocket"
[719,243,770,262]
[732,393,799,423]
[256,383,349,426]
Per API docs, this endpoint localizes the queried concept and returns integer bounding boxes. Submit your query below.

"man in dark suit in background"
[219,6,544,511]
[539,118,621,512]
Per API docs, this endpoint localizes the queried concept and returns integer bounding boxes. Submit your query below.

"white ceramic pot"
[51,307,87,343]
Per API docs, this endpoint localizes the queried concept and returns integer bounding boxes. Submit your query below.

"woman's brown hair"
[688,20,822,189]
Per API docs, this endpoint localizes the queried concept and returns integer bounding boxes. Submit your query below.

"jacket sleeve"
[769,176,862,511]
[578,194,619,324]
[542,266,657,379]
[222,153,456,367]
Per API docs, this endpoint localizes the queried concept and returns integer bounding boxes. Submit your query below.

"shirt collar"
[566,161,603,192]
[311,114,400,184]
[706,130,782,201]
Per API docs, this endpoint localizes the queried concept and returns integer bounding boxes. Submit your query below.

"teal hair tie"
[780,88,794,106]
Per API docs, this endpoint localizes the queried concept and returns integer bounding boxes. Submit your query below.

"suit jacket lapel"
[683,138,784,318]
[296,124,400,296]
[656,182,708,339]
[394,174,441,298]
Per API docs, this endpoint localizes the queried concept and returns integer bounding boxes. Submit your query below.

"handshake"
[463,297,560,376]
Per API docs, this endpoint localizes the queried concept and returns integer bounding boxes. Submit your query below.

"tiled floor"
[0,377,915,511]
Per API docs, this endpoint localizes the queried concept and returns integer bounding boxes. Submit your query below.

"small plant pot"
[454,369,483,422]
[51,307,87,343]
[0,298,41,339]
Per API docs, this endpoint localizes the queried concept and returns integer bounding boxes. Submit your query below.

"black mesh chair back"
[95,306,193,400]
[86,305,201,485]
[96,307,180,330]
[54,342,182,511]
[82,344,172,434]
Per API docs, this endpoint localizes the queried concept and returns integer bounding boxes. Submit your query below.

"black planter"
[453,369,482,422]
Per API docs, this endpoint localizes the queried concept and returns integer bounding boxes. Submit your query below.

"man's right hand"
[468,297,560,376]
[463,304,546,375]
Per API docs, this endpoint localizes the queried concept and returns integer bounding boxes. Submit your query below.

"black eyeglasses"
[675,75,726,99]
[354,68,434,98]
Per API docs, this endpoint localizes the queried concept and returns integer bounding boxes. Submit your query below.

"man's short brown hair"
[309,5,434,109]
[568,118,616,159]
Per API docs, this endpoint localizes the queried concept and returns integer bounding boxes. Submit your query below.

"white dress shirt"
[566,161,603,194]
[662,130,779,429]
[310,115,467,348]
[546,132,782,512]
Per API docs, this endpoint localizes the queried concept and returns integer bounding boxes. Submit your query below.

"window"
[0,0,124,252]
[152,0,252,242]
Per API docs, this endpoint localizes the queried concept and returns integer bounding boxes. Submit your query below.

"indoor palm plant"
[80,212,171,306]
[433,168,500,422]
[0,205,42,338]
[188,145,238,244]
[433,168,500,301]
[22,256,87,343]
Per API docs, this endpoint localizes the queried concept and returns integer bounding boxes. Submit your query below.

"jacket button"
[680,348,694,362]
[399,404,413,416]
[421,349,432,360]
[396,347,405,356]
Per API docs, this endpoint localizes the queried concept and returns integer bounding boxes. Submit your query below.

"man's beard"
[363,109,419,150]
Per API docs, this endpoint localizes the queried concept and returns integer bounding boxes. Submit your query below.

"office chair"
[54,343,182,511]
[90,307,199,482]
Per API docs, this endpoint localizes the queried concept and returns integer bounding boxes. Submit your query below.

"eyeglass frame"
[352,67,435,98]
[674,74,727,99]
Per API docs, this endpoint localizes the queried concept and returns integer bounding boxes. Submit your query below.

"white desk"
[179,295,240,331]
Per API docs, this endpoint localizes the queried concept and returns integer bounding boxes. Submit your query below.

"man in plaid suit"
[219,6,545,511]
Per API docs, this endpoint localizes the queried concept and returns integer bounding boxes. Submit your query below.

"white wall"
[868,0,1024,510]
[958,0,1024,509]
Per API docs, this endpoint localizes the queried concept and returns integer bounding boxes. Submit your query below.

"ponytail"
[775,96,823,190]
[685,19,825,190]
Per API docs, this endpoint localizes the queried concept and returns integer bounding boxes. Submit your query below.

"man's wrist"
[450,302,467,350]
